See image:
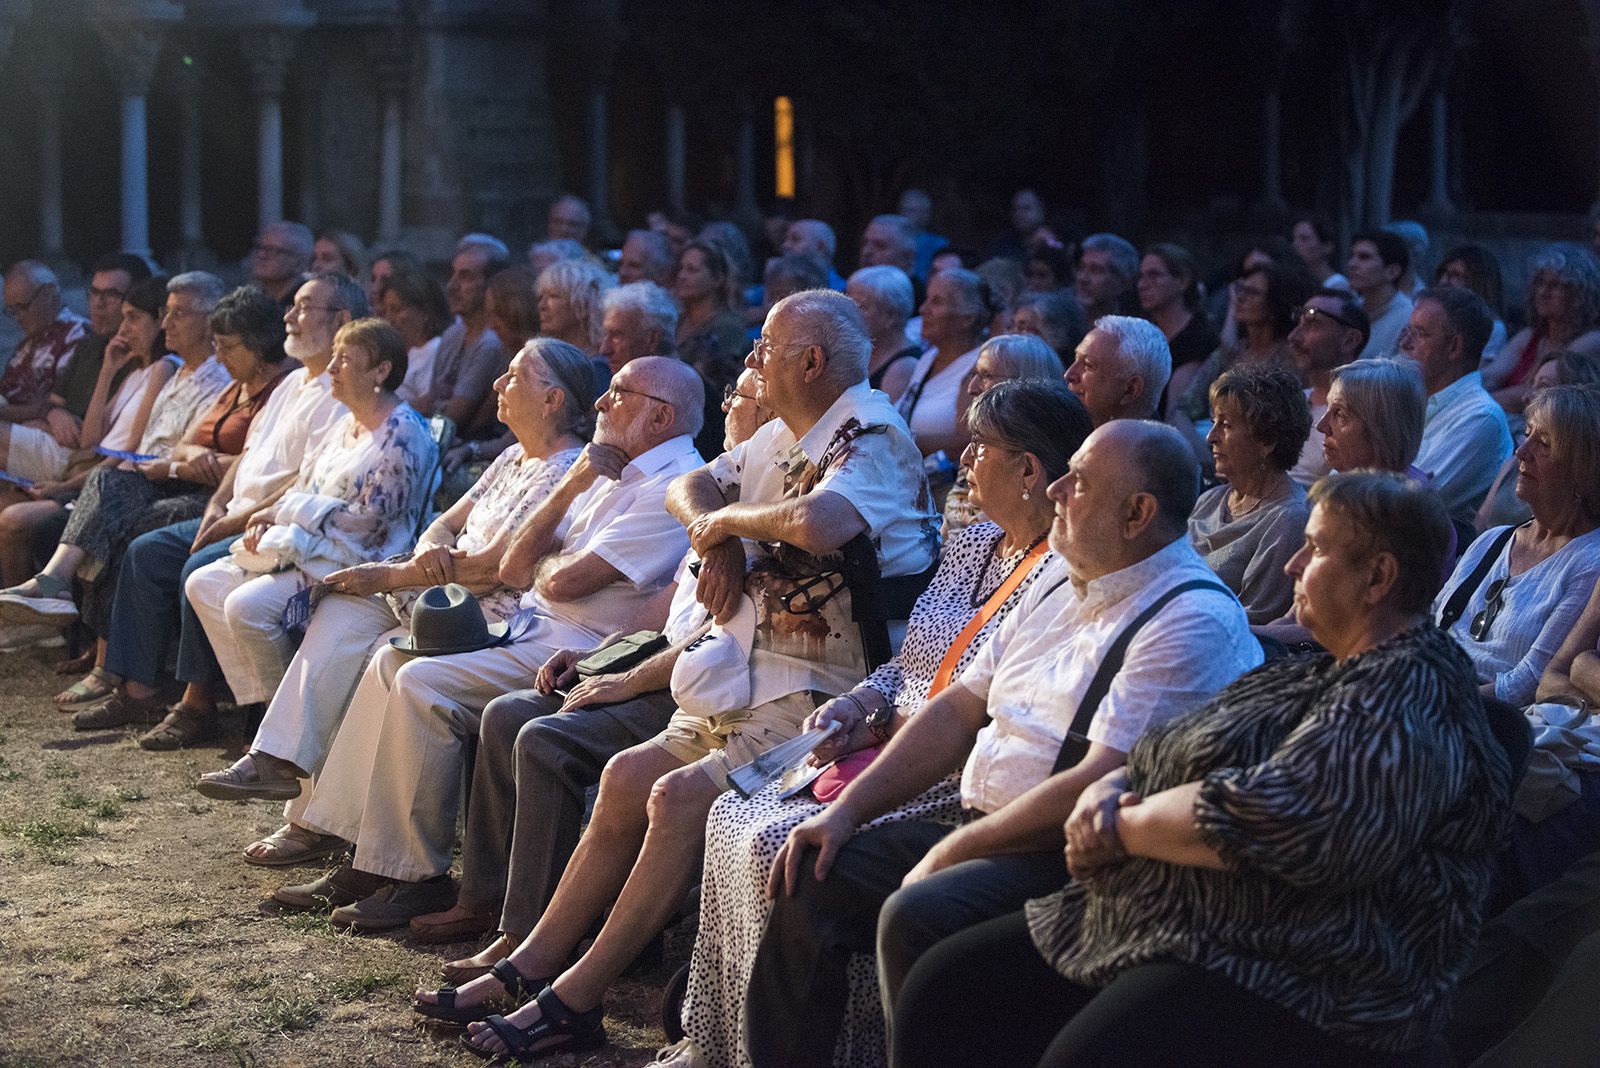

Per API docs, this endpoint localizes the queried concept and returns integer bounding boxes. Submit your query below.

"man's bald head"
[1098,419,1199,538]
[618,355,705,443]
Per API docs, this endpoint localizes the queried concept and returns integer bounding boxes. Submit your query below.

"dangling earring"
[373,383,381,394]
[1022,490,1030,501]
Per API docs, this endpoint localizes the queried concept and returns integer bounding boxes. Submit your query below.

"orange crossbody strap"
[928,539,1050,698]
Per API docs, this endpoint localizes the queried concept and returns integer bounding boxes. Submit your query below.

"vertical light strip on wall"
[775,96,795,200]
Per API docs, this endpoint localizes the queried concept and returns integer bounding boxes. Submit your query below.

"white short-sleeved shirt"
[706,381,940,702]
[957,538,1262,814]
[224,367,348,518]
[1415,370,1513,522]
[515,435,704,652]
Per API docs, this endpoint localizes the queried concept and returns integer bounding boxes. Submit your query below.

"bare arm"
[770,682,990,895]
[907,743,1126,883]
[1116,781,1226,869]
[498,443,624,589]
[1537,579,1600,703]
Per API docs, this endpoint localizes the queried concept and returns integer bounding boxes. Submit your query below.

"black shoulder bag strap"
[1435,525,1519,631]
[1050,578,1234,775]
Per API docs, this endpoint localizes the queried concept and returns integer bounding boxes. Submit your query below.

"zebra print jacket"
[1025,623,1514,1052]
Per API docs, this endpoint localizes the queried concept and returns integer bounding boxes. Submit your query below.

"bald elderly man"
[275,356,707,927]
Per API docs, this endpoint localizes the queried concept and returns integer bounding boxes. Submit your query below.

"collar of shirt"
[1078,535,1200,617]
[793,380,873,465]
[1427,369,1485,418]
[621,434,699,483]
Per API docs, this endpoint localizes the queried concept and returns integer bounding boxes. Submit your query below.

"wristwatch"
[865,699,894,743]
[169,461,181,481]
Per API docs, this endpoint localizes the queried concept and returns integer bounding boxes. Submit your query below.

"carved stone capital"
[94,18,172,96]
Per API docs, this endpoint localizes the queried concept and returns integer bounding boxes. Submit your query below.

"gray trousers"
[457,686,679,936]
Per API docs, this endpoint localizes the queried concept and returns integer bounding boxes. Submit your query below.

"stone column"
[734,100,758,224]
[587,87,610,229]
[665,103,686,215]
[245,30,296,232]
[176,55,203,262]
[1260,90,1287,212]
[94,16,170,259]
[1419,90,1456,217]
[33,59,66,258]
[366,34,409,244]
[296,63,322,229]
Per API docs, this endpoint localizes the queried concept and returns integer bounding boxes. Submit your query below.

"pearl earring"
[373,384,381,394]
[1022,490,1030,501]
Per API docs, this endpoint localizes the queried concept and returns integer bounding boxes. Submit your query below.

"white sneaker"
[0,621,66,652]
[647,1037,709,1068]
[0,592,77,626]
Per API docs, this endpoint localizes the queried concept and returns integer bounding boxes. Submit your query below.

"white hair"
[1093,315,1171,418]
[772,288,871,390]
[456,232,510,260]
[847,265,914,323]
[537,258,614,351]
[4,260,58,291]
[603,281,678,348]
[1080,232,1139,282]
[791,219,837,261]
[167,271,227,309]
[528,238,590,265]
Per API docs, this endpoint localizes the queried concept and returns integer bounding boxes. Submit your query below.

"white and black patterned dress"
[682,521,1053,1068]
[1027,624,1514,1053]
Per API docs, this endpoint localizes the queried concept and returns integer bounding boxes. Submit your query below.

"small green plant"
[251,992,321,1032]
[114,786,147,802]
[89,797,124,820]
[183,1025,244,1053]
[277,912,339,935]
[232,973,275,993]
[0,816,100,862]
[56,788,90,810]
[116,971,203,1014]
[42,757,77,780]
[0,753,19,782]
[329,971,404,1001]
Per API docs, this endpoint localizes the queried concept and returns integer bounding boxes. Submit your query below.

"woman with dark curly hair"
[1188,364,1312,624]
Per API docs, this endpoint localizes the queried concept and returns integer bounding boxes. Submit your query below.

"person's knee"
[223,583,278,631]
[645,763,719,831]
[593,746,669,827]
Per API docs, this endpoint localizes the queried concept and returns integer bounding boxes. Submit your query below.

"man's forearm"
[501,475,590,587]
[951,745,1125,859]
[713,492,864,557]
[665,468,729,527]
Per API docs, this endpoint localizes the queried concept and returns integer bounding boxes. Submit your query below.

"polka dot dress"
[680,522,1055,1067]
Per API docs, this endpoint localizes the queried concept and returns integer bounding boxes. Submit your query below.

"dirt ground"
[0,643,681,1068]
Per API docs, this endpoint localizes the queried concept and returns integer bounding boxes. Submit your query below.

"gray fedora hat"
[389,583,510,658]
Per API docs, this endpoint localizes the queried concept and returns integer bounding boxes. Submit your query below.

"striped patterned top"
[1025,624,1513,1051]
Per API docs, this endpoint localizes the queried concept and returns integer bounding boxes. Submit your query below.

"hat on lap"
[389,584,510,658]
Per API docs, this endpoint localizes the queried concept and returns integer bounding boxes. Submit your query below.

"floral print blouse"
[385,443,582,623]
[269,402,437,578]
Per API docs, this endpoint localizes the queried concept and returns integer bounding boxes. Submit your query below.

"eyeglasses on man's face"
[1292,304,1359,331]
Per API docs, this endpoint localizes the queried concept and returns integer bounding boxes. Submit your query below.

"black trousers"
[743,818,1064,1068]
[1449,847,1600,1065]
[891,910,1440,1068]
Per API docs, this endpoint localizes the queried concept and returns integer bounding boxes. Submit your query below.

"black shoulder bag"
[1435,525,1519,631]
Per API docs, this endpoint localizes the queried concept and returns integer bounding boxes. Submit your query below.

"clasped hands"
[1063,767,1142,881]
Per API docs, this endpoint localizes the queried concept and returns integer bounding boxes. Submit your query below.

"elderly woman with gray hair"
[847,265,922,401]
[1011,290,1088,365]
[192,337,596,866]
[1483,244,1600,418]
[536,259,612,354]
[943,334,1065,534]
[661,379,1093,1068]
[1189,364,1312,624]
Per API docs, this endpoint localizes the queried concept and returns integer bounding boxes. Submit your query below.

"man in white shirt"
[1405,286,1513,522]
[1347,230,1414,359]
[746,419,1261,1068]
[275,356,705,927]
[98,273,360,747]
[1064,315,1172,426]
[428,290,939,1059]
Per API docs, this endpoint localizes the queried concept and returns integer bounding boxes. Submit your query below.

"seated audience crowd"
[9,193,1600,1067]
